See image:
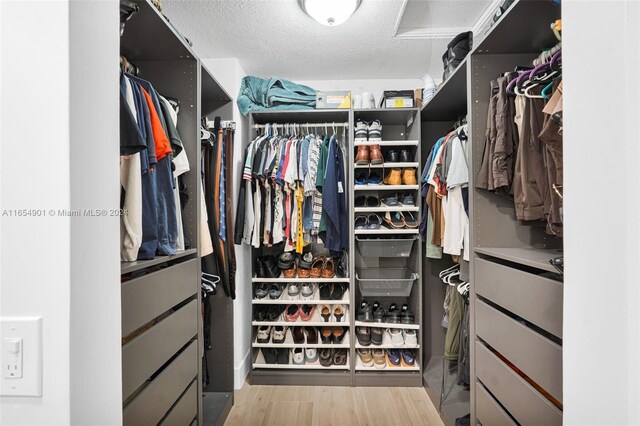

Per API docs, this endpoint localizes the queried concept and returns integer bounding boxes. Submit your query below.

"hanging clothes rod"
[252,122,349,129]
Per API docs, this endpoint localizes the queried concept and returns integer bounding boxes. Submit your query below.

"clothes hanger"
[439,264,459,279]
[541,81,555,100]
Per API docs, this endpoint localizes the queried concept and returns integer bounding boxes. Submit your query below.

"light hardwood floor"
[224,382,444,426]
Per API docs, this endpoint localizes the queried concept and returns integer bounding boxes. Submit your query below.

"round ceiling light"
[299,0,362,26]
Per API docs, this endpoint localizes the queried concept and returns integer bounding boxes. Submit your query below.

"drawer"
[476,342,562,425]
[122,299,198,399]
[475,258,562,337]
[122,259,198,337]
[160,381,198,426]
[475,300,562,402]
[124,341,198,426]
[476,381,516,426]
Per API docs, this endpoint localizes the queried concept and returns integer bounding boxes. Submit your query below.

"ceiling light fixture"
[299,0,362,26]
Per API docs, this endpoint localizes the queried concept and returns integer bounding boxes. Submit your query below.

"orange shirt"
[141,87,172,161]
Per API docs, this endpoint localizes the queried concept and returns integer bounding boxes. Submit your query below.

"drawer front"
[124,341,198,426]
[476,342,562,425]
[160,381,198,426]
[122,299,198,399]
[475,299,562,402]
[475,258,563,337]
[122,259,198,337]
[476,381,516,426]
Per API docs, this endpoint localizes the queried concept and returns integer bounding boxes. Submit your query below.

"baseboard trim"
[234,350,250,389]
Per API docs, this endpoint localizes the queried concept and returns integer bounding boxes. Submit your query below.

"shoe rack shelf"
[253,351,350,370]
[354,206,420,213]
[354,162,420,169]
[252,331,351,349]
[251,276,350,283]
[354,140,419,147]
[355,184,419,191]
[354,229,420,235]
[253,320,351,327]
[355,358,420,371]
[252,290,351,305]
[354,321,420,330]
[355,333,420,349]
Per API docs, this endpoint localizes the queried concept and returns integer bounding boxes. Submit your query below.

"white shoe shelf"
[252,328,350,349]
[254,350,350,370]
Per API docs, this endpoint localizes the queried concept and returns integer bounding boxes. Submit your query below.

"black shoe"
[254,306,268,321]
[386,303,401,323]
[357,301,373,322]
[276,348,289,364]
[400,149,411,162]
[400,304,415,324]
[277,252,295,270]
[319,283,331,300]
[371,327,384,345]
[263,255,280,278]
[269,283,285,300]
[256,257,267,278]
[319,349,333,367]
[356,326,371,346]
[262,348,277,364]
[254,282,269,299]
[372,301,385,323]
[336,251,348,278]
[266,305,285,321]
[388,150,399,162]
[330,283,346,300]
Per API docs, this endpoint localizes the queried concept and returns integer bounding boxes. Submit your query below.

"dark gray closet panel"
[160,379,198,426]
[122,259,198,336]
[122,300,198,399]
[476,342,562,425]
[476,300,562,402]
[475,382,516,426]
[475,258,563,337]
[123,341,197,425]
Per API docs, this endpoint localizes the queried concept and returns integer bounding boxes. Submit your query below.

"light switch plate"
[0,317,42,397]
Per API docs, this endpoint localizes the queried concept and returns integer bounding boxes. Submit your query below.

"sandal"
[305,327,318,344]
[298,268,311,278]
[256,326,271,343]
[385,211,406,229]
[319,349,333,367]
[321,258,336,278]
[320,305,332,322]
[333,305,346,322]
[282,264,297,278]
[310,256,325,278]
[292,327,305,344]
[332,327,346,344]
[404,212,418,228]
[332,349,347,366]
[321,327,334,344]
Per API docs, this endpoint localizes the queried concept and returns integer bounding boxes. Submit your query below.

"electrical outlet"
[0,317,42,397]
[2,338,23,379]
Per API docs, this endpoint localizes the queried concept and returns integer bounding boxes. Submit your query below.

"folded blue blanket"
[237,76,317,116]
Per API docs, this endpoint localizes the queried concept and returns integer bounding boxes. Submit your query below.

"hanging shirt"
[322,135,347,253]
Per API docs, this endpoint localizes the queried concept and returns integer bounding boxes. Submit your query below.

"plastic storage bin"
[356,268,418,297]
[356,237,416,258]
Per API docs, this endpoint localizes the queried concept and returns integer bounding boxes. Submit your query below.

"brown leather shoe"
[355,145,370,165]
[402,169,417,185]
[369,145,384,165]
[383,168,402,186]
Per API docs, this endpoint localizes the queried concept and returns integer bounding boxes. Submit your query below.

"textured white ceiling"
[162,0,490,80]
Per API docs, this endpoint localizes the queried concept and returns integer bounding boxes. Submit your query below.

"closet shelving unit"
[120,2,234,425]
[420,1,563,425]
[200,64,236,426]
[246,107,423,387]
[248,109,354,386]
[120,1,201,425]
[351,107,423,386]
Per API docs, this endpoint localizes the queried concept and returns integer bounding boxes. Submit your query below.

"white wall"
[296,78,424,108]
[563,1,640,424]
[0,1,120,425]
[201,58,252,390]
[1,1,72,424]
[69,0,121,424]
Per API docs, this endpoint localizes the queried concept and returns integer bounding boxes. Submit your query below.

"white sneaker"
[367,120,382,142]
[387,328,404,347]
[404,329,418,347]
[354,120,368,142]
[287,283,300,299]
[292,348,305,365]
[305,348,318,363]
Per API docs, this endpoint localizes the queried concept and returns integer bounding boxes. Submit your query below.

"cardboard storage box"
[316,91,351,109]
[381,90,414,108]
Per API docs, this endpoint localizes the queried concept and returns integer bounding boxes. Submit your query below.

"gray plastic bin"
[356,268,418,297]
[356,237,416,258]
